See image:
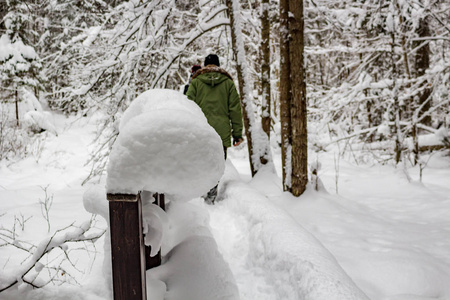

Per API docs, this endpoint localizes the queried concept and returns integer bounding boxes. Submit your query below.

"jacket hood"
[192,65,233,87]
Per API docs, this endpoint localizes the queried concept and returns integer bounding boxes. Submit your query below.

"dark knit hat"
[204,54,220,67]
[191,64,201,74]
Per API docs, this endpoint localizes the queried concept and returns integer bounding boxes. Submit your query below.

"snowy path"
[206,161,369,300]
[208,161,276,299]
[209,194,279,300]
[206,153,450,300]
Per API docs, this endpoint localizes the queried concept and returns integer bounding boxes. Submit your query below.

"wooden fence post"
[108,193,147,300]
[145,193,165,270]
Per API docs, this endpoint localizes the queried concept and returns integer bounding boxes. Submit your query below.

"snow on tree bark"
[279,0,292,190]
[260,0,271,139]
[414,13,432,127]
[226,0,272,176]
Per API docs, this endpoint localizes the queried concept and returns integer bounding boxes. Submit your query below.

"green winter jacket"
[186,66,243,148]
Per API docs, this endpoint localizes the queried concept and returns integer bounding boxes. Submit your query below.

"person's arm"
[186,79,197,102]
[233,136,243,146]
[228,82,243,146]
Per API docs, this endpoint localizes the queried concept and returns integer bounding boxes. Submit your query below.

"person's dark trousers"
[205,146,227,204]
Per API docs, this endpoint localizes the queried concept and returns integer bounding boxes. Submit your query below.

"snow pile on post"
[106,89,225,200]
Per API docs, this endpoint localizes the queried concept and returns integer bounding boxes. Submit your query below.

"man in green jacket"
[186,54,244,203]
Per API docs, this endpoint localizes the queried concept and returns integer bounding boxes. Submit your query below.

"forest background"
[1,0,450,299]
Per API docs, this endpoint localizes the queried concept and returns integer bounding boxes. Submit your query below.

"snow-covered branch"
[0,217,105,293]
[151,17,230,88]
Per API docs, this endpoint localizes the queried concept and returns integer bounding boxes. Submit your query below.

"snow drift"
[213,163,370,300]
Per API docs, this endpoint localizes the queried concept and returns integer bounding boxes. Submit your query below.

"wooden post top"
[107,193,138,202]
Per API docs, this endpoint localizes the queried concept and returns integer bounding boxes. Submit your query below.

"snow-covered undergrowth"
[0,89,58,161]
[1,108,449,300]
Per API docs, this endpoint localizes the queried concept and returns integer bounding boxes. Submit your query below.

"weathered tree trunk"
[0,1,7,32]
[226,0,272,176]
[412,123,419,165]
[390,31,402,164]
[365,90,374,142]
[288,0,308,196]
[397,13,411,82]
[279,0,292,191]
[414,16,432,127]
[15,88,19,127]
[260,0,271,139]
[396,5,418,164]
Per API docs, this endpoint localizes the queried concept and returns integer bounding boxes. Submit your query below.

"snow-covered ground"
[1,112,450,300]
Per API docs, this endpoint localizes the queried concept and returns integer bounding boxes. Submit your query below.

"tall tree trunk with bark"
[288,0,308,196]
[260,0,271,139]
[15,88,19,126]
[279,0,292,191]
[411,15,432,165]
[226,0,272,176]
[414,16,432,127]
[0,1,6,32]
[390,30,402,164]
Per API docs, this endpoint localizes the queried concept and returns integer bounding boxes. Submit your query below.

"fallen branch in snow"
[324,126,379,147]
[0,216,105,293]
[323,126,449,152]
[418,144,449,152]
[353,141,450,153]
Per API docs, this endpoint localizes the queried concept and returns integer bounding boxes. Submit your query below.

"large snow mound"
[148,201,240,300]
[106,89,225,200]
